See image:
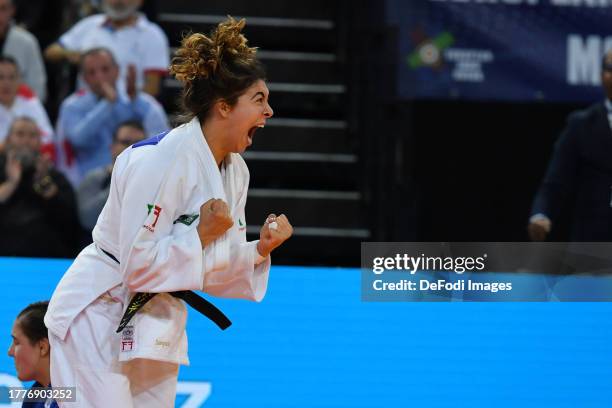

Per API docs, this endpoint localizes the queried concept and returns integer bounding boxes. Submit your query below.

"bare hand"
[100,81,117,102]
[67,50,81,65]
[33,155,58,199]
[528,218,551,241]
[35,153,52,178]
[126,64,137,100]
[197,198,234,247]
[6,151,22,185]
[257,213,293,258]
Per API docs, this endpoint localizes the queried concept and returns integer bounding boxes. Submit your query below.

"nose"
[264,102,273,118]
[7,344,13,357]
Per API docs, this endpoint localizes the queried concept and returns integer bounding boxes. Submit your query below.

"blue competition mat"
[0,257,611,407]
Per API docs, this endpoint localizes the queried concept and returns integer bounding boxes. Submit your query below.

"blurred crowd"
[0,0,171,258]
[1,0,608,260]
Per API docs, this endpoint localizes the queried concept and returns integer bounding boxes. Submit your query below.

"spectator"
[55,47,168,186]
[77,120,145,232]
[44,0,169,97]
[0,117,80,258]
[8,300,59,408]
[529,49,612,242]
[0,0,47,101]
[0,56,53,156]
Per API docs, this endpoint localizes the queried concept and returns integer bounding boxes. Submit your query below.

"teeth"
[258,125,265,128]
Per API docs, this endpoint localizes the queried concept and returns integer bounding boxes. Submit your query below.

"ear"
[216,99,232,119]
[38,338,50,358]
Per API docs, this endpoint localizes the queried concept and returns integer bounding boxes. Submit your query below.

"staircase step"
[157,1,338,20]
[264,59,342,84]
[267,87,346,119]
[162,79,347,119]
[243,151,356,163]
[252,118,353,154]
[246,188,365,229]
[246,159,360,190]
[247,225,369,238]
[159,14,334,29]
[258,50,336,62]
[166,47,340,83]
[159,20,337,52]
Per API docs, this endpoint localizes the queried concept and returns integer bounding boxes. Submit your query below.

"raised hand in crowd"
[0,150,22,202]
[126,64,137,100]
[32,152,59,199]
[100,80,118,103]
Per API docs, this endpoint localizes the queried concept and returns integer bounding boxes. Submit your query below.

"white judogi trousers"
[49,285,179,408]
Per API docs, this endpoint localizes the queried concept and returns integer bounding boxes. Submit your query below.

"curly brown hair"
[170,17,266,122]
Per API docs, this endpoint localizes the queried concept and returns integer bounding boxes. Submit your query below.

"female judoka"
[9,301,59,408]
[45,17,292,407]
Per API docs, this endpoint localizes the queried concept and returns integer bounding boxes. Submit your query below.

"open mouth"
[247,125,264,145]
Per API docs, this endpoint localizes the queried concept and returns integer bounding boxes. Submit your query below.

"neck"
[0,23,9,39]
[201,119,227,166]
[0,97,14,109]
[36,363,51,387]
[109,14,137,29]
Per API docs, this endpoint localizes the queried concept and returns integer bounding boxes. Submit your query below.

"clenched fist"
[197,198,233,247]
[528,217,551,242]
[256,213,293,258]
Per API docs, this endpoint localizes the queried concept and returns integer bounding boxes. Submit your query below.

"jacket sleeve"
[21,34,47,102]
[116,148,207,293]
[77,170,110,231]
[137,96,170,137]
[203,240,270,302]
[202,160,270,301]
[62,99,115,148]
[531,114,581,221]
[57,17,91,50]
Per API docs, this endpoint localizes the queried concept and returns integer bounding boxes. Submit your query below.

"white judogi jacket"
[46,117,270,365]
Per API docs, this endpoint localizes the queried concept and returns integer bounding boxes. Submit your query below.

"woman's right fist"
[197,198,233,247]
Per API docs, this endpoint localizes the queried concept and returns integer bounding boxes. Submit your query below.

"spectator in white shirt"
[44,0,169,97]
[0,55,54,159]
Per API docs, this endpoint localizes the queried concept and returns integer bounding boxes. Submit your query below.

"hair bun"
[170,16,257,84]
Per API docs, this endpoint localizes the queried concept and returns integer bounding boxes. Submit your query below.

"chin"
[16,372,29,382]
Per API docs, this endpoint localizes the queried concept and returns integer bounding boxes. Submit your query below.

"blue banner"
[388,0,612,101]
[0,258,612,406]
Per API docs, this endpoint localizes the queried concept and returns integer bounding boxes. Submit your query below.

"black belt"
[99,247,232,333]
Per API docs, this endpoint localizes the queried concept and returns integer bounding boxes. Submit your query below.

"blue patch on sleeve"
[132,130,170,148]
